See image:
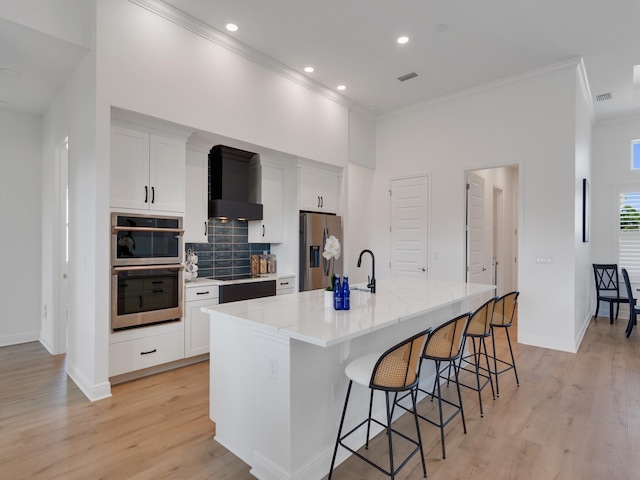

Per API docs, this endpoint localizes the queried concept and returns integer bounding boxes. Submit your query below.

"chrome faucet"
[357,249,376,293]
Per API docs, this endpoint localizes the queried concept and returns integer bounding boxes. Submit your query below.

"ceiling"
[2,0,640,120]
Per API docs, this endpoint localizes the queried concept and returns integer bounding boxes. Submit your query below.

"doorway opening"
[465,165,519,298]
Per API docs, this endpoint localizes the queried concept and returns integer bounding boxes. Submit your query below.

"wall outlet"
[268,357,278,380]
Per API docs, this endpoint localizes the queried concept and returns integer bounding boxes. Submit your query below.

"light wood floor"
[1,315,638,480]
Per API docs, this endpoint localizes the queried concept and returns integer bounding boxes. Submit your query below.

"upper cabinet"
[299,166,340,213]
[184,147,208,243]
[249,163,284,243]
[110,125,186,213]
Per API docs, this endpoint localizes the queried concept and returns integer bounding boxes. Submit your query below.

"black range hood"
[208,145,263,221]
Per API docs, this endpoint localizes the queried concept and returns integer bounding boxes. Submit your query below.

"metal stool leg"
[329,380,353,479]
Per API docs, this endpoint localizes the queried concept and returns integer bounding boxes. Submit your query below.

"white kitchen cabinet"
[109,322,185,377]
[298,166,340,213]
[276,275,296,295]
[249,163,284,243]
[184,147,209,243]
[184,282,219,357]
[110,125,186,213]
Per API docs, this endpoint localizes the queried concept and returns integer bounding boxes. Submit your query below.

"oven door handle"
[112,226,184,235]
[112,264,185,274]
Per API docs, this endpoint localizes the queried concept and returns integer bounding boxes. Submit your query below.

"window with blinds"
[620,191,640,282]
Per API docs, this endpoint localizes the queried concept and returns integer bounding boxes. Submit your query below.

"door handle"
[482,267,487,271]
[418,267,426,272]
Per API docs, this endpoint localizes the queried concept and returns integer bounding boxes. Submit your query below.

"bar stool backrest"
[370,329,430,391]
[465,297,496,337]
[423,313,470,361]
[492,291,519,327]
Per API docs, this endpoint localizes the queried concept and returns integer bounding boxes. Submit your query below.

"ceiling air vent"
[397,72,418,82]
[595,92,612,102]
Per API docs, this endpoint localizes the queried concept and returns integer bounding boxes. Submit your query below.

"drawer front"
[109,330,184,376]
[185,285,219,302]
[276,276,295,292]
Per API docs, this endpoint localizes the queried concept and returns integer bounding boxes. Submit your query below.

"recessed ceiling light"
[397,36,409,45]
[226,23,238,32]
[304,66,314,73]
[337,85,346,91]
[0,67,21,77]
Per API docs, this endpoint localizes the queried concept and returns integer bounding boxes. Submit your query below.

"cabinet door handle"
[140,349,157,355]
[317,196,320,208]
[145,186,148,203]
[320,196,323,207]
[151,186,155,204]
[204,221,207,236]
[262,225,265,237]
[196,291,210,295]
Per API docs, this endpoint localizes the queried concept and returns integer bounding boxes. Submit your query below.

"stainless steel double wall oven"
[111,213,184,330]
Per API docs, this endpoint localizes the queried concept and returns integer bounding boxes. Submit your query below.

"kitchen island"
[202,277,495,480]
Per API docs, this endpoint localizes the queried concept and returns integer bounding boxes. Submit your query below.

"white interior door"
[390,176,429,278]
[493,186,504,295]
[466,173,488,284]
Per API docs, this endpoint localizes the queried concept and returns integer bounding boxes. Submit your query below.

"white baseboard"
[0,331,39,347]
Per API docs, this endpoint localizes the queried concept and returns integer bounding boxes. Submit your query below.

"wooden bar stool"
[328,329,430,480]
[458,297,496,417]
[395,313,470,459]
[490,291,520,397]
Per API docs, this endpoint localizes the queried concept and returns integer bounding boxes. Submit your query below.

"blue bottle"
[333,276,343,310]
[342,275,350,310]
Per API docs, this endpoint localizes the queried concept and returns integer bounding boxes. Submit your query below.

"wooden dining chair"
[621,268,639,337]
[593,264,629,324]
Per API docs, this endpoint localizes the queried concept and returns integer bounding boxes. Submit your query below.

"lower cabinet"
[184,282,219,358]
[109,327,185,377]
[276,275,296,295]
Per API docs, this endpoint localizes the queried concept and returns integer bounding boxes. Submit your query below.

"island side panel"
[209,311,259,467]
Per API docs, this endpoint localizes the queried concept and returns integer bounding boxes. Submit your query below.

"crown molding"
[576,58,595,124]
[380,57,586,120]
[129,0,353,109]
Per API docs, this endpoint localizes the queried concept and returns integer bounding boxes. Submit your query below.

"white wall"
[0,109,42,346]
[370,62,583,352]
[99,0,348,168]
[573,69,593,343]
[592,115,640,263]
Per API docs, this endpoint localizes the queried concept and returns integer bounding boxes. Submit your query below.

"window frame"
[631,140,640,170]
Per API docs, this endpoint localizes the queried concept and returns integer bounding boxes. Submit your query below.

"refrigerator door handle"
[322,227,329,276]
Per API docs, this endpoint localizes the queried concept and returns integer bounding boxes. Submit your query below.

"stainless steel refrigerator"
[299,212,343,291]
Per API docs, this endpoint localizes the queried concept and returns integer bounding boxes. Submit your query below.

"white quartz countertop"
[202,278,495,347]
